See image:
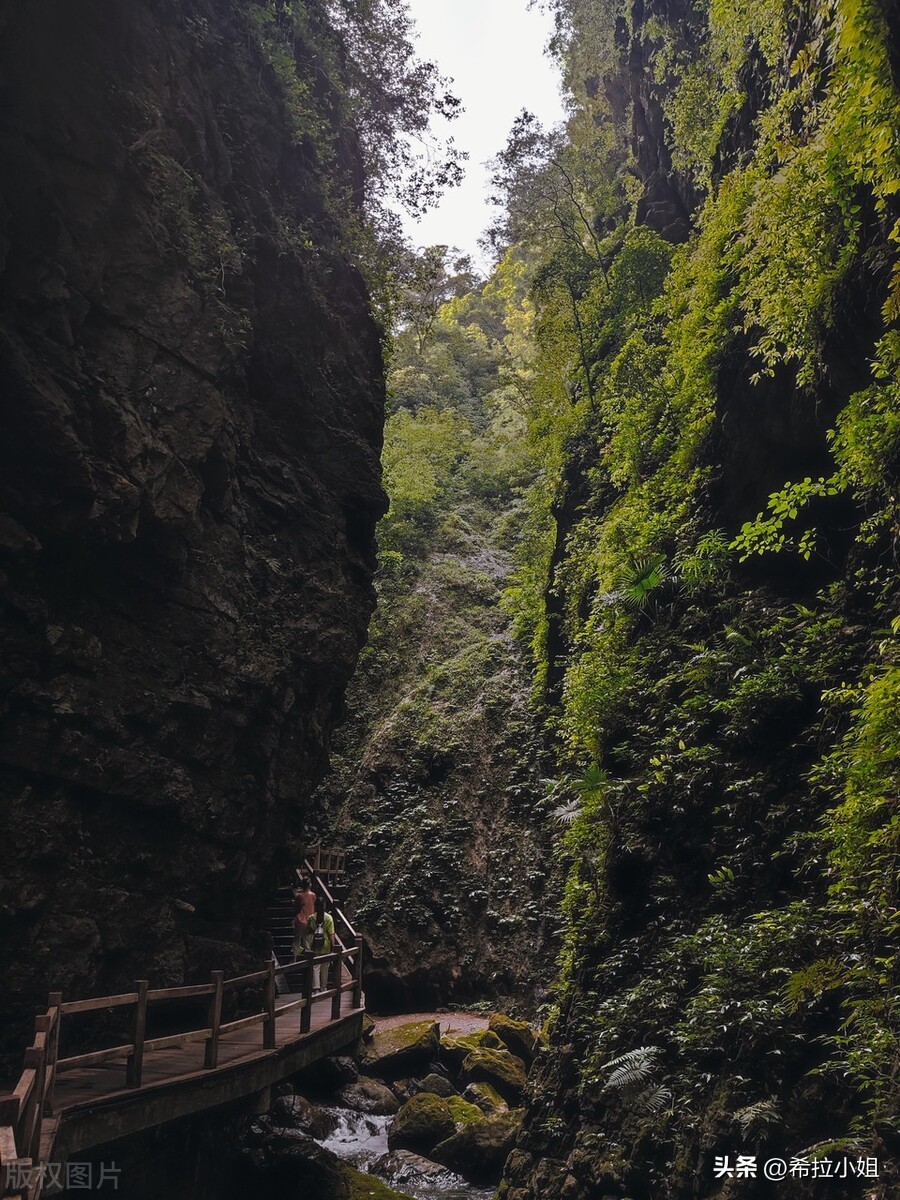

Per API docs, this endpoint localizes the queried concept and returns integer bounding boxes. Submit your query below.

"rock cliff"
[0,0,385,1070]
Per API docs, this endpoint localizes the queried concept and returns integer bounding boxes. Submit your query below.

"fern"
[734,1099,780,1137]
[602,1045,662,1092]
[636,1082,673,1114]
[784,958,847,1011]
[552,798,582,826]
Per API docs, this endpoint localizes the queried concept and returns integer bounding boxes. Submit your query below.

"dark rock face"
[606,0,701,244]
[0,0,385,1069]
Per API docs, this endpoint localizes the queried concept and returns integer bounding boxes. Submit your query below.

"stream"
[315,1106,495,1200]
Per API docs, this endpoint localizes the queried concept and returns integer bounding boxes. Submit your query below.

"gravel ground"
[373,1011,490,1036]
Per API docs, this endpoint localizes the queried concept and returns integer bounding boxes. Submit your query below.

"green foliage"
[734,1098,780,1138]
[732,475,843,561]
[598,1046,673,1114]
[612,554,667,612]
[248,0,464,217]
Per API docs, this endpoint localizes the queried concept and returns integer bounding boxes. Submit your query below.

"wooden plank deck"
[36,989,364,1181]
[2,858,363,1199]
[53,989,356,1112]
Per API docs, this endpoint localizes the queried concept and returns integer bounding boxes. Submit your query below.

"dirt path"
[373,1011,490,1036]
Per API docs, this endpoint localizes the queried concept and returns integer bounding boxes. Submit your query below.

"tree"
[249,1,466,219]
[393,244,479,352]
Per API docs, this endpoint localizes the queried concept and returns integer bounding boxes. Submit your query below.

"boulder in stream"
[295,1053,360,1092]
[488,1013,538,1064]
[432,1109,524,1183]
[440,1028,504,1069]
[237,1124,414,1200]
[270,1094,338,1138]
[462,1081,508,1113]
[372,1149,466,1191]
[338,1075,401,1116]
[417,1072,457,1098]
[362,1020,440,1078]
[387,1092,483,1155]
[459,1047,527,1105]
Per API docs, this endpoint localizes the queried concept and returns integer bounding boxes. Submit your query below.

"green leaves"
[612,553,667,612]
[731,475,843,561]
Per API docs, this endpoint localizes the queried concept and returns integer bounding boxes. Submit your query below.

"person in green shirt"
[307,896,335,993]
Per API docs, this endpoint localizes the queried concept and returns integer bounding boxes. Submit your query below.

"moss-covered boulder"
[459,1048,527,1106]
[462,1081,508,1113]
[362,1020,440,1079]
[387,1093,483,1155]
[344,1165,416,1200]
[439,1028,504,1069]
[338,1076,401,1116]
[432,1110,524,1183]
[488,1013,538,1064]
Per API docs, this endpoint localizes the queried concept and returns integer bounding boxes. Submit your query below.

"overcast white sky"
[399,0,566,265]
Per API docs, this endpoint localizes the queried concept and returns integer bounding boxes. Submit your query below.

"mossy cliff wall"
[0,0,385,1070]
[501,0,899,1196]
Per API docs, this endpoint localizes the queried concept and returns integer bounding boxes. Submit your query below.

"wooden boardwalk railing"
[304,845,346,880]
[1,858,364,1200]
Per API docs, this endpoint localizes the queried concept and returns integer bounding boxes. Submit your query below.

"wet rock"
[390,1078,419,1104]
[332,1056,361,1084]
[432,1109,524,1183]
[488,1013,538,1064]
[416,1072,457,1098]
[387,1093,483,1155]
[372,1149,464,1190]
[270,1095,338,1139]
[460,1047,528,1106]
[362,1020,440,1078]
[238,1123,414,1199]
[462,1081,509,1113]
[338,1075,401,1116]
[296,1054,360,1093]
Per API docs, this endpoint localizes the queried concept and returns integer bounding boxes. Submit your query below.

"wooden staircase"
[265,884,298,966]
[265,847,352,966]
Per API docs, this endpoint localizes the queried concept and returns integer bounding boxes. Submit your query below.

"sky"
[399,0,566,266]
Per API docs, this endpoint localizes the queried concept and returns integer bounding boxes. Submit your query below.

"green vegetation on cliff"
[313,248,561,1010]
[482,0,899,1195]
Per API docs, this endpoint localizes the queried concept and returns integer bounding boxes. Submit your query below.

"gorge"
[1,1,898,1199]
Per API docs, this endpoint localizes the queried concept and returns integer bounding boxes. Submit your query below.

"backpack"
[310,914,327,953]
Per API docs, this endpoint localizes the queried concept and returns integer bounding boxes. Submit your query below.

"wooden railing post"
[23,1040,45,1164]
[125,981,148,1088]
[330,947,343,1021]
[204,971,224,1069]
[300,954,314,1034]
[263,960,276,1050]
[44,993,62,1116]
[352,936,364,1009]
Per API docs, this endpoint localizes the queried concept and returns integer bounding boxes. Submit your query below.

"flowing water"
[316,1107,495,1200]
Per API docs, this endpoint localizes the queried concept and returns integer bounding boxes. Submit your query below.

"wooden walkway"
[0,852,364,1200]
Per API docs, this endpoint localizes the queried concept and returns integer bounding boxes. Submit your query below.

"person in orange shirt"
[292,877,316,960]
